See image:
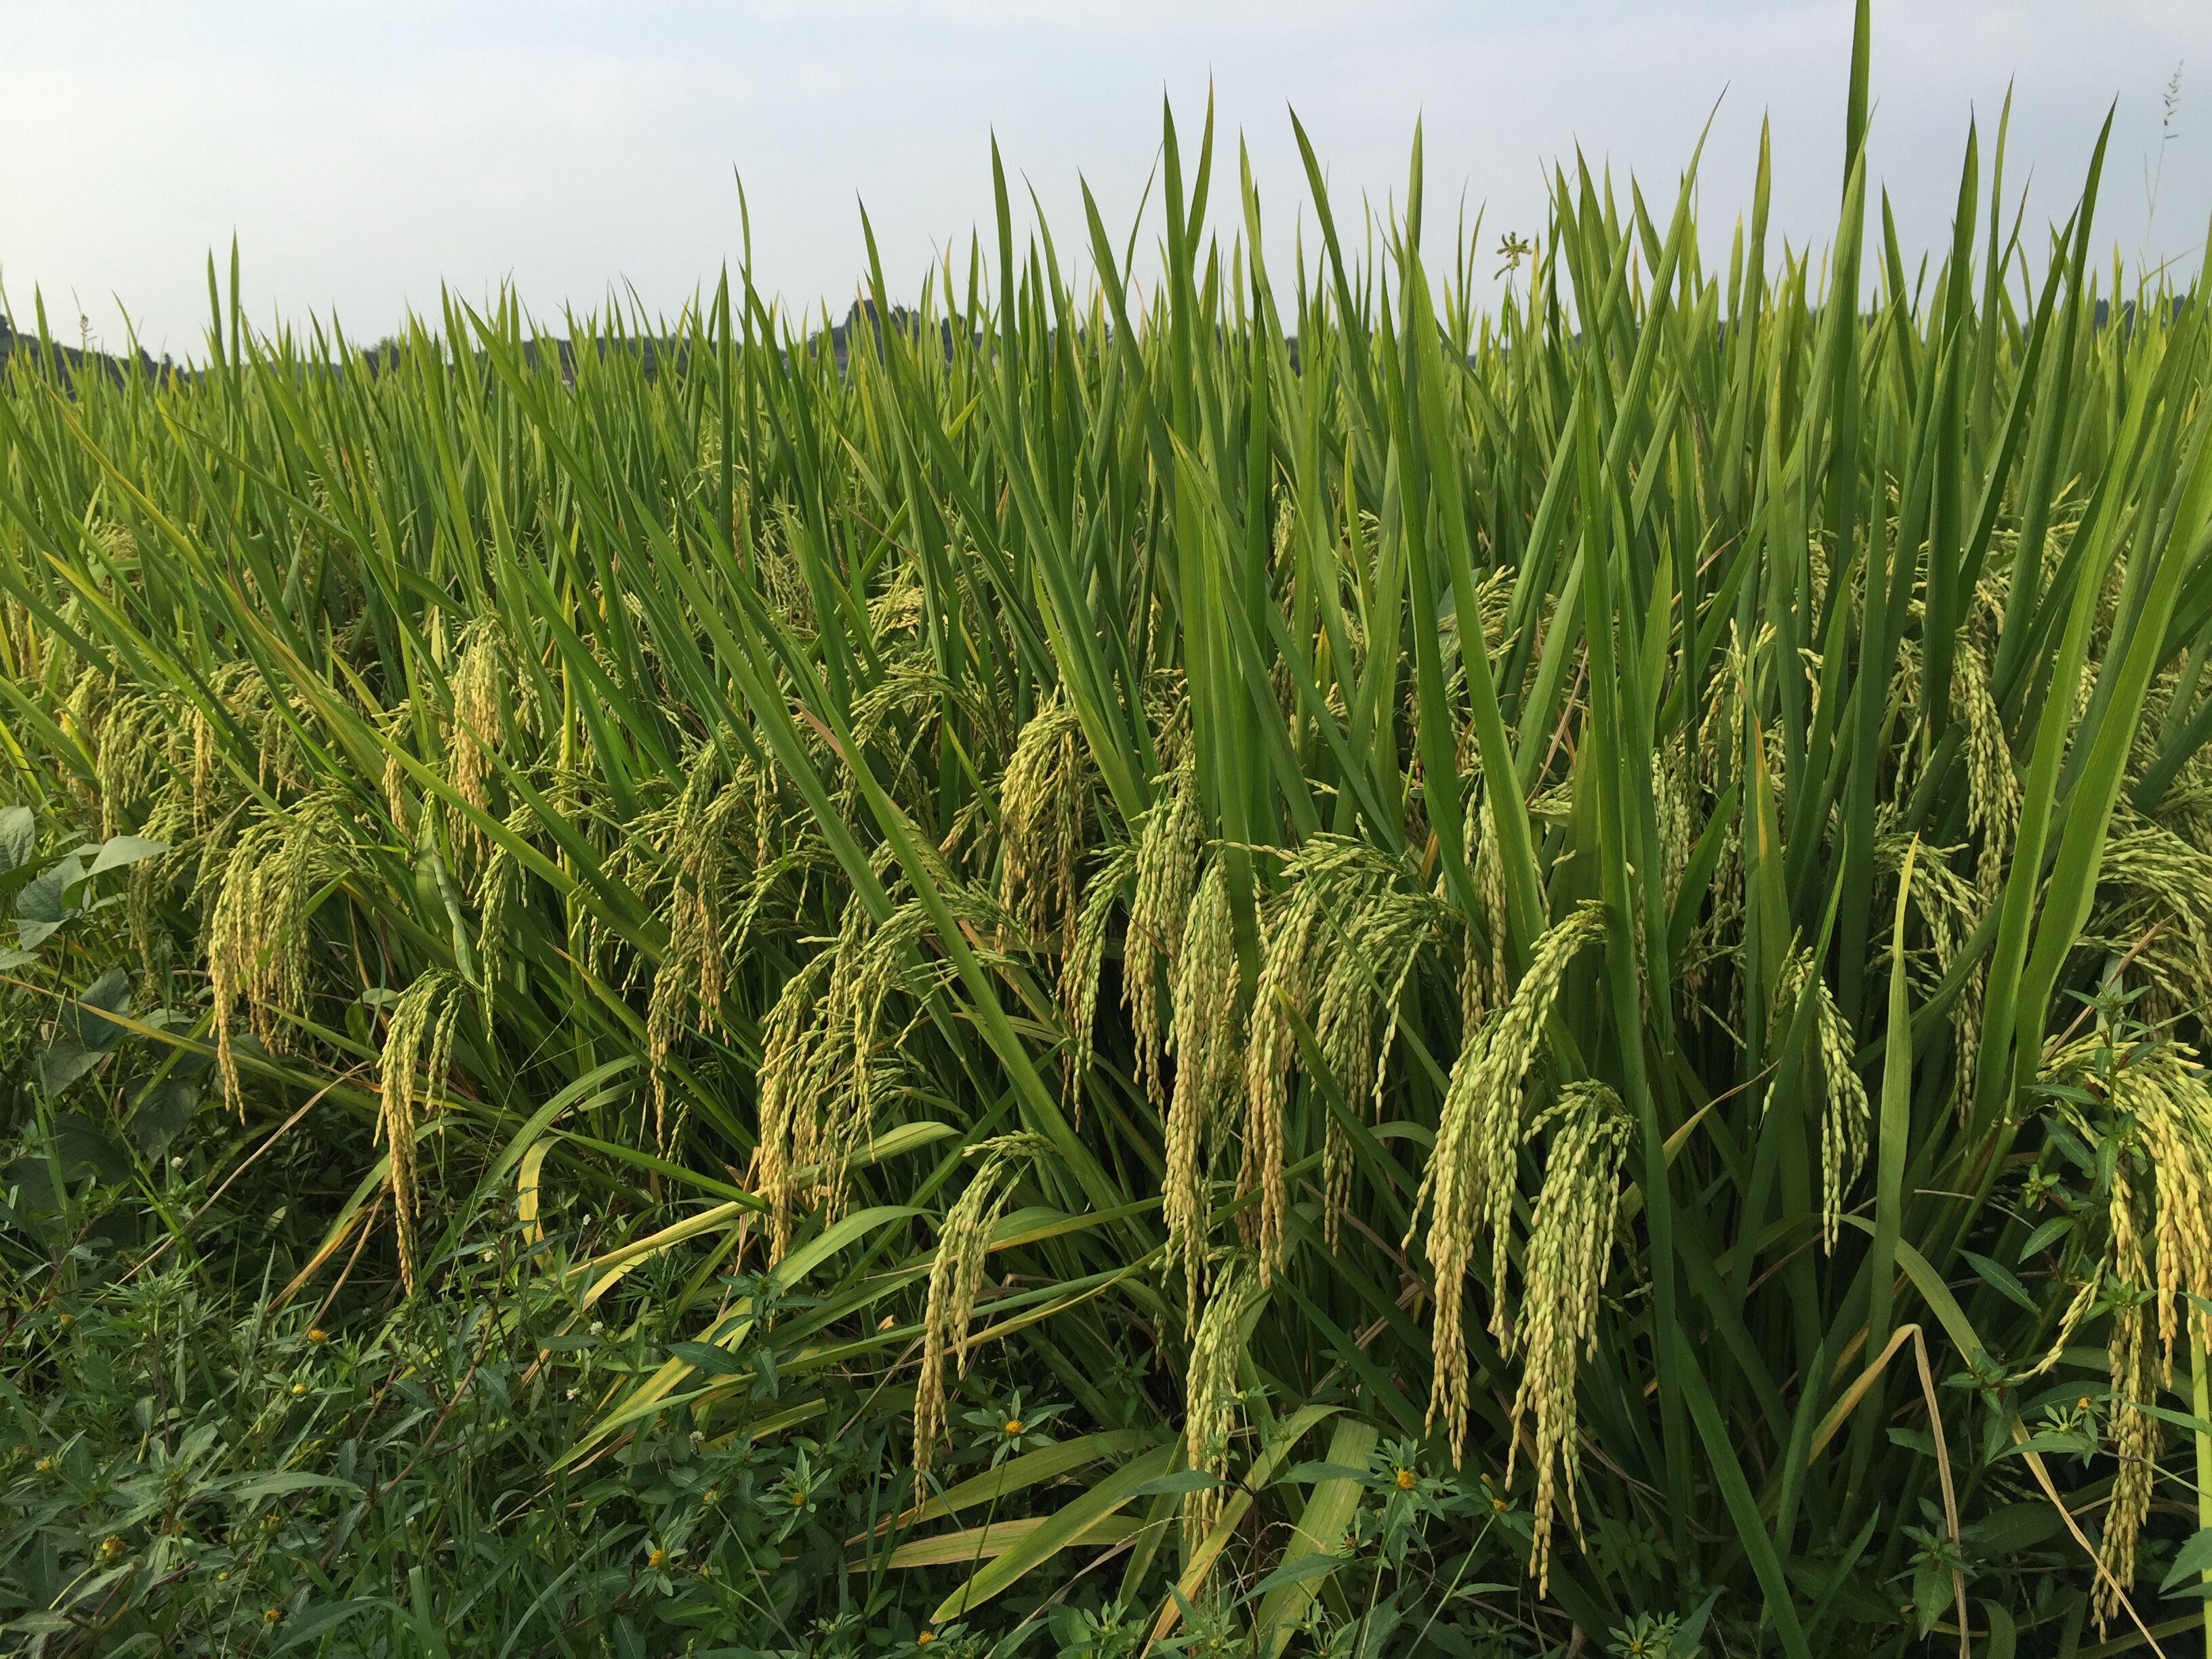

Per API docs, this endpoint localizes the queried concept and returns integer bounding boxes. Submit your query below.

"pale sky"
[4,1,2209,359]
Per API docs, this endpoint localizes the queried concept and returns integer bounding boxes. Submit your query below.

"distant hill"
[0,300,964,389]
[0,314,178,384]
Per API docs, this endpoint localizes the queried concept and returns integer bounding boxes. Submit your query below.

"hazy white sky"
[3,1,2209,358]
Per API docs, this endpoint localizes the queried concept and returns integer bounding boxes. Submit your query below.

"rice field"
[9,10,2212,1654]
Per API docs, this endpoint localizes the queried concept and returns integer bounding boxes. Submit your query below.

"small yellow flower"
[916,1634,935,1647]
[1490,1496,1509,1513]
[647,1547,665,1568]
[1002,1418,1024,1436]
[702,1488,719,1504]
[306,1328,328,1344]
[263,1607,284,1625]
[1393,1467,1416,1491]
[790,1489,807,1508]
[55,1313,73,1329]
[2078,1396,2093,1411]
[262,1512,281,1532]
[290,1382,308,1397]
[98,1535,126,1561]
[34,1458,54,1477]
[215,1571,230,1582]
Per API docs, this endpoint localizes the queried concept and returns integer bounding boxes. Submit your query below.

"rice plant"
[10,7,2212,1651]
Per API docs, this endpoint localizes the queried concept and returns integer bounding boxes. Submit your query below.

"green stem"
[2194,1336,2211,1658]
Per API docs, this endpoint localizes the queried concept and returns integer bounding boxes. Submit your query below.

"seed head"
[1164,859,1240,1324]
[911,1135,1050,1484]
[377,968,466,1291]
[1412,901,1605,1465]
[999,696,1092,951]
[445,617,534,873]
[1182,1258,1259,1549]
[1951,633,2019,899]
[1507,1080,1632,1593]
[1126,758,1204,1111]
[1060,844,1135,1117]
[645,749,756,1143]
[1767,946,1870,1249]
[209,800,347,1113]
